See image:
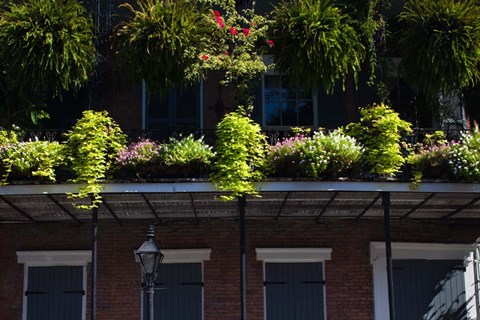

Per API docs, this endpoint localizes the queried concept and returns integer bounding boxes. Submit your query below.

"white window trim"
[256,248,331,320]
[17,250,91,320]
[138,248,211,320]
[370,242,477,320]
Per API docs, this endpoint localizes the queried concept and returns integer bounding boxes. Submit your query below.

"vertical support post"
[91,207,98,320]
[381,192,395,320]
[148,285,154,320]
[238,195,247,320]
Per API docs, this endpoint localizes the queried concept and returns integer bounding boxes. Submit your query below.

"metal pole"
[148,284,154,320]
[91,207,98,320]
[238,195,247,320]
[381,192,395,320]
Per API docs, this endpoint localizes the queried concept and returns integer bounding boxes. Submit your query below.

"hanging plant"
[211,109,268,200]
[270,0,365,93]
[115,0,215,92]
[0,0,95,96]
[397,0,480,95]
[64,110,127,209]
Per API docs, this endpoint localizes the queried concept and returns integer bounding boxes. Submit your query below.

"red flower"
[214,10,221,17]
[215,16,225,29]
[229,27,238,36]
[224,51,230,55]
[242,28,250,36]
[201,54,209,60]
[267,39,275,47]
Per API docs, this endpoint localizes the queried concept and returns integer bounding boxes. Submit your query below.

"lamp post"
[136,225,164,320]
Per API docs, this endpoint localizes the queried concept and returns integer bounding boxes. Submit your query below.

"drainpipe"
[381,192,395,320]
[239,195,247,320]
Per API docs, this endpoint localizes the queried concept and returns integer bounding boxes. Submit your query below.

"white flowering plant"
[449,130,480,181]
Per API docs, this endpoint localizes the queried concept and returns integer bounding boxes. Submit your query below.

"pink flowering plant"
[407,131,454,183]
[115,139,161,178]
[267,132,308,177]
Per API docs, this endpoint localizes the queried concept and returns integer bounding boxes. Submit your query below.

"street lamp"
[136,225,164,320]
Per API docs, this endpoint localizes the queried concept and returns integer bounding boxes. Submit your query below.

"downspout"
[381,192,395,320]
[239,195,247,320]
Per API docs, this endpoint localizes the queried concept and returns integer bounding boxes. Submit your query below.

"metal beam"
[354,194,381,221]
[46,194,82,223]
[0,195,37,223]
[141,193,161,222]
[101,200,122,224]
[275,192,290,220]
[441,194,480,219]
[316,192,338,221]
[189,193,199,224]
[400,193,436,219]
[382,192,396,320]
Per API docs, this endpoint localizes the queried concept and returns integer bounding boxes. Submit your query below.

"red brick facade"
[1,218,478,320]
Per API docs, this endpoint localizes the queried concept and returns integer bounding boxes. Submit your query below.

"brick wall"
[1,218,478,320]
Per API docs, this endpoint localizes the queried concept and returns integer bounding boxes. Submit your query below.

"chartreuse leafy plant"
[344,103,412,177]
[397,0,480,95]
[1,140,65,183]
[64,110,127,209]
[0,0,95,96]
[116,0,215,92]
[270,0,365,94]
[449,130,480,181]
[211,109,268,200]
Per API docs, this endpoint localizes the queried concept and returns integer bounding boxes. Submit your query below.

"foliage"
[64,110,127,209]
[344,103,412,176]
[0,0,95,96]
[306,129,363,176]
[270,0,365,93]
[1,140,65,182]
[397,0,480,95]
[267,133,307,177]
[116,0,215,92]
[117,139,161,167]
[199,0,271,105]
[408,131,453,184]
[211,109,268,200]
[449,130,480,181]
[161,134,214,166]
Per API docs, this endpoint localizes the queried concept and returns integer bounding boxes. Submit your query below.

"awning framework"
[1,182,480,223]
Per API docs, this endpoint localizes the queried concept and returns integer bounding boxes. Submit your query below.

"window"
[142,249,210,320]
[142,82,202,136]
[256,248,332,320]
[17,251,91,320]
[370,242,478,320]
[262,74,317,128]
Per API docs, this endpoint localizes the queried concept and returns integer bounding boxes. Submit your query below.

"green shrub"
[162,135,213,167]
[211,109,268,200]
[344,103,412,177]
[64,110,127,208]
[449,130,480,181]
[270,0,365,93]
[0,0,95,95]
